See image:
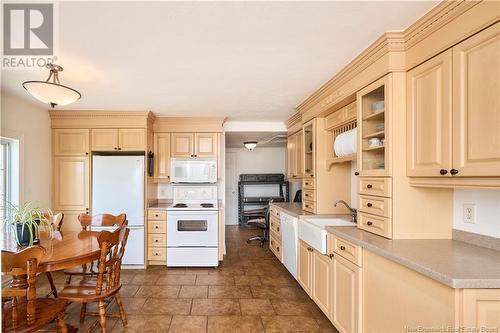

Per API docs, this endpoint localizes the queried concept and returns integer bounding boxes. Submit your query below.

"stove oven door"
[167,210,218,247]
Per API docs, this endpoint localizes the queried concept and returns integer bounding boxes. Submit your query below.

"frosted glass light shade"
[244,141,257,150]
[22,81,81,107]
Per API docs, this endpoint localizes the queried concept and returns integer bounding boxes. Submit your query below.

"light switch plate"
[463,203,476,224]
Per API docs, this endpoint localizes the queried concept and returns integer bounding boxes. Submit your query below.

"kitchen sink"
[298,217,355,254]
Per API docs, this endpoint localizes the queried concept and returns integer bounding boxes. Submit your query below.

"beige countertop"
[326,226,500,289]
[270,202,310,217]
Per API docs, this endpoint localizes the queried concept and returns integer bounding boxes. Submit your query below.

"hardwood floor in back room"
[37,226,339,333]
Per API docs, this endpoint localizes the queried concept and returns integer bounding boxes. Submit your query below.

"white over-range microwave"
[170,157,217,183]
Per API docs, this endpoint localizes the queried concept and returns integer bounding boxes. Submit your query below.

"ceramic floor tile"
[178,285,209,298]
[136,285,180,298]
[234,275,262,286]
[191,299,241,316]
[270,299,317,316]
[168,315,207,333]
[156,274,197,285]
[208,285,252,298]
[207,315,265,333]
[110,314,172,332]
[129,274,160,285]
[250,285,309,299]
[239,298,275,316]
[261,315,321,333]
[195,274,235,286]
[142,298,192,315]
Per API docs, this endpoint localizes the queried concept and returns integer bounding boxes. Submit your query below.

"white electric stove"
[166,185,219,267]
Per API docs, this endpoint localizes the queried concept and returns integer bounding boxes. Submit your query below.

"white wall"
[453,189,500,238]
[0,92,51,208]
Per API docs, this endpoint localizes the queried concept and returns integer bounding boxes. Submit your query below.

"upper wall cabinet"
[154,133,171,182]
[91,128,146,151]
[53,129,89,156]
[171,132,217,158]
[408,23,500,187]
[287,130,304,180]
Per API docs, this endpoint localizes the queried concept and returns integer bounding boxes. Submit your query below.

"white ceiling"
[1,1,436,121]
[226,131,287,149]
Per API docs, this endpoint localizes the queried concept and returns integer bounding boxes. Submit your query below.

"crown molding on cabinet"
[153,117,226,133]
[49,110,155,129]
[285,111,302,134]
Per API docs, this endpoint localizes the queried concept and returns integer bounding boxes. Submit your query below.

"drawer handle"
[440,169,448,175]
[367,203,373,207]
[340,246,346,251]
[328,254,334,259]
[155,214,159,217]
[277,227,280,232]
[354,172,359,176]
[450,169,459,175]
[155,226,159,229]
[367,184,373,189]
[155,239,158,242]
[154,253,158,256]
[367,221,373,226]
[277,247,279,252]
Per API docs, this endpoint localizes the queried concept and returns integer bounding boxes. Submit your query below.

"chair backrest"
[94,226,130,296]
[78,213,127,231]
[1,246,46,327]
[44,212,64,231]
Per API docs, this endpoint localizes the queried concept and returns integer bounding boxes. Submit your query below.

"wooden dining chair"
[1,246,69,333]
[58,226,130,333]
[43,212,64,298]
[64,213,127,284]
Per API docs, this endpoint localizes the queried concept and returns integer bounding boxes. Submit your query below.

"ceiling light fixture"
[22,64,81,108]
[244,141,258,150]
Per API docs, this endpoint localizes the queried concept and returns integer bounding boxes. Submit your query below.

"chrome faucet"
[334,200,357,223]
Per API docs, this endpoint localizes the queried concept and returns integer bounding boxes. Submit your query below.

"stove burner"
[200,203,214,208]
[174,203,187,208]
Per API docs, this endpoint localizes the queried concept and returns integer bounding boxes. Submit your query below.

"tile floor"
[37,226,339,332]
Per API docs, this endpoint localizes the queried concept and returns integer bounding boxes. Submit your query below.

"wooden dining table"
[1,230,102,289]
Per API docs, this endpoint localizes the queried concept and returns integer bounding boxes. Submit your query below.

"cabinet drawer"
[358,195,392,218]
[148,247,166,261]
[325,109,345,129]
[330,235,362,267]
[148,221,166,234]
[148,210,166,220]
[270,218,281,236]
[270,206,281,219]
[303,178,316,190]
[302,200,315,214]
[270,231,282,260]
[359,177,392,197]
[148,233,167,247]
[302,189,316,202]
[358,212,392,238]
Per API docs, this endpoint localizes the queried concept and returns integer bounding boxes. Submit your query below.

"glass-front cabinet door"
[357,75,391,176]
[303,120,315,177]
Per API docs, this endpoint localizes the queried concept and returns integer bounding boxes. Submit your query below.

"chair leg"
[98,300,107,333]
[56,312,68,333]
[79,303,87,324]
[114,293,127,326]
[45,272,58,298]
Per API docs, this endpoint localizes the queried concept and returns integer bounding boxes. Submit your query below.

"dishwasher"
[280,212,298,279]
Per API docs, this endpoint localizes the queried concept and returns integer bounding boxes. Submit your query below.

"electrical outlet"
[463,203,476,224]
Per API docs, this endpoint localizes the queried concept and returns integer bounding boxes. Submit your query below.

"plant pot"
[15,223,39,246]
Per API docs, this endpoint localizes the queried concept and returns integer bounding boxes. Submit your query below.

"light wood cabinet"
[332,254,362,333]
[171,133,194,157]
[312,249,332,316]
[53,156,89,212]
[91,128,145,151]
[53,129,89,156]
[194,133,217,157]
[407,50,452,177]
[452,22,500,177]
[153,133,171,182]
[287,131,304,179]
[59,211,86,233]
[147,209,167,265]
[459,289,500,328]
[298,240,312,295]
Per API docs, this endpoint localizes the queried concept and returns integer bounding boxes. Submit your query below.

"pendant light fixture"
[22,64,81,108]
[244,141,258,150]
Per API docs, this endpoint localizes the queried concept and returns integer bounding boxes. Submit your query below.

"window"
[0,141,10,210]
[0,137,20,220]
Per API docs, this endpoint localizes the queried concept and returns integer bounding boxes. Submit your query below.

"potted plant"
[2,202,53,246]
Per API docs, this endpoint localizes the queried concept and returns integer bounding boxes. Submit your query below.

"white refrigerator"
[92,155,145,266]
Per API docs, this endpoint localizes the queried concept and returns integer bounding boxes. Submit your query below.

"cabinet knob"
[440,169,448,175]
[354,172,359,176]
[277,227,280,232]
[340,246,346,251]
[155,226,159,229]
[277,247,279,252]
[155,239,158,242]
[118,147,122,151]
[367,184,373,189]
[367,203,372,207]
[85,152,89,155]
[114,147,118,150]
[450,169,459,175]
[328,253,334,259]
[367,221,373,226]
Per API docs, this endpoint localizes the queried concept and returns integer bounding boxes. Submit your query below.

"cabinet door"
[452,22,500,176]
[119,129,146,151]
[171,133,194,157]
[91,129,118,151]
[312,250,332,316]
[287,133,297,178]
[296,131,304,177]
[332,255,361,333]
[154,133,171,182]
[194,133,217,157]
[53,129,89,156]
[297,240,312,295]
[407,50,452,177]
[53,156,89,211]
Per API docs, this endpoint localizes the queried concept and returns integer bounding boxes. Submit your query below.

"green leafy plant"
[2,202,53,246]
